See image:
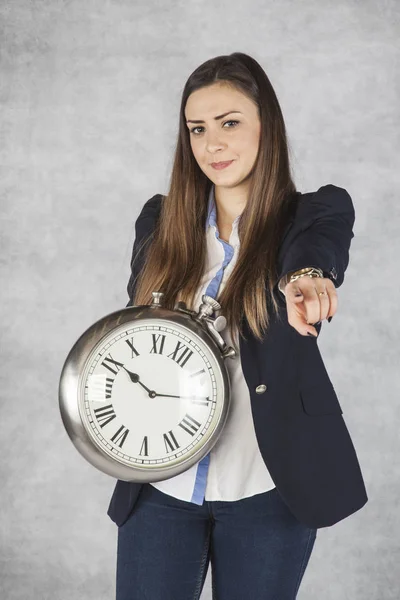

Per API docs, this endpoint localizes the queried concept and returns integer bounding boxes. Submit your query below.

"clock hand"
[122,367,207,402]
[155,393,209,401]
[155,393,187,398]
[121,366,155,396]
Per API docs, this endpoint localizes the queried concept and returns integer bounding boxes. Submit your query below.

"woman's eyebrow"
[186,110,242,124]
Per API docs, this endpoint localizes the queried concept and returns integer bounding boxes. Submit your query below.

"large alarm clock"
[59,291,236,482]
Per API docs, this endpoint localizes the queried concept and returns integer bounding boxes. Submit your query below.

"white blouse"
[150,184,276,503]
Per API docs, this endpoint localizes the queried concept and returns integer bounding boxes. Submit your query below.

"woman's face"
[185,82,261,187]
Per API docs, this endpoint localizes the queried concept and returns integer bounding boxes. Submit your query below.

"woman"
[108,52,368,599]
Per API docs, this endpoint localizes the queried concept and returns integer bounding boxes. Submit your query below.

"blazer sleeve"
[275,184,355,296]
[125,194,163,308]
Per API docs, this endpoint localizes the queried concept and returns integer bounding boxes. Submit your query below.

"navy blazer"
[107,184,368,529]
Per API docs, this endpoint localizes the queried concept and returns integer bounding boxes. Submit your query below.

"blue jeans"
[116,483,317,599]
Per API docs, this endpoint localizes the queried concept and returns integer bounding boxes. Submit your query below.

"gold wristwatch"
[278,267,324,296]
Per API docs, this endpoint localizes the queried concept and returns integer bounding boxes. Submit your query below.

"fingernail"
[328,316,333,323]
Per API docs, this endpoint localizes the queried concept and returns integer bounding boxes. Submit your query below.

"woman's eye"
[190,120,239,135]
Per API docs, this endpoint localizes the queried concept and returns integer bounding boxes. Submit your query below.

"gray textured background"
[1,1,398,598]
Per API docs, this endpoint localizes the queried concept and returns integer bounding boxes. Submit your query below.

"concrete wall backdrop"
[1,1,398,598]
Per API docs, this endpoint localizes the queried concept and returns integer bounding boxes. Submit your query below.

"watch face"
[80,318,224,470]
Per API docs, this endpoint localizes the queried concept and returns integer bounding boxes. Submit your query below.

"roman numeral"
[190,396,211,407]
[111,425,129,448]
[94,404,116,428]
[178,413,202,436]
[139,436,149,456]
[150,333,166,355]
[87,374,115,402]
[190,368,206,378]
[105,377,113,399]
[101,353,124,376]
[167,341,193,368]
[125,337,140,358]
[163,430,180,453]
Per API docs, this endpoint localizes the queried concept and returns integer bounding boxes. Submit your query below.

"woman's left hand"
[283,276,337,337]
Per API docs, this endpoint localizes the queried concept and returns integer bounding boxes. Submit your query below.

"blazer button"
[255,384,267,394]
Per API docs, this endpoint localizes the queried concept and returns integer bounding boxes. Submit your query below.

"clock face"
[80,319,224,469]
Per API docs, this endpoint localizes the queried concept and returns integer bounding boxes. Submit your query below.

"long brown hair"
[132,52,298,354]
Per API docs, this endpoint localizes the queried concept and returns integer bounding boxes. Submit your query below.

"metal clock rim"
[59,303,232,482]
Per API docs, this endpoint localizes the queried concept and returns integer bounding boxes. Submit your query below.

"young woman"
[108,52,368,599]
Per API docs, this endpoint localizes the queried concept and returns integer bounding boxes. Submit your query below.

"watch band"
[278,266,324,295]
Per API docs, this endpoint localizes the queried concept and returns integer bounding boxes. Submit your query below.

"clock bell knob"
[151,291,165,306]
[222,346,237,360]
[213,315,227,332]
[199,294,222,316]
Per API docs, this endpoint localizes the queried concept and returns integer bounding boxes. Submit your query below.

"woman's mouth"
[211,160,234,170]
